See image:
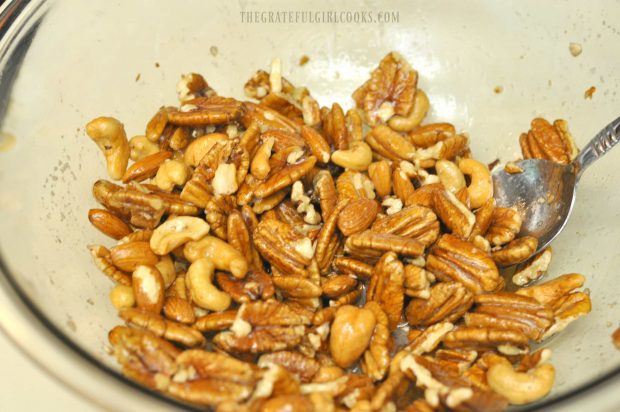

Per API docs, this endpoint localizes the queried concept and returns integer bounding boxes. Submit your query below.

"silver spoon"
[492,116,620,263]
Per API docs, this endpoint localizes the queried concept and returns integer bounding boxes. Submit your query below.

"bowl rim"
[0,0,619,410]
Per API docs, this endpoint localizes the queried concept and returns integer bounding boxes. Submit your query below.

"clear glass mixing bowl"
[0,1,619,410]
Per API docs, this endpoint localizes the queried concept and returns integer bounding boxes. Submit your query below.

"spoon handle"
[573,115,620,179]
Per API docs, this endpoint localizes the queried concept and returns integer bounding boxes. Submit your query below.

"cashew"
[487,358,555,405]
[331,141,373,171]
[183,133,228,167]
[186,258,231,311]
[212,163,239,195]
[459,158,493,209]
[251,137,275,179]
[109,284,135,309]
[86,117,130,180]
[184,235,248,279]
[388,90,430,132]
[129,135,159,161]
[150,216,210,255]
[436,160,466,193]
[154,254,177,288]
[154,159,189,192]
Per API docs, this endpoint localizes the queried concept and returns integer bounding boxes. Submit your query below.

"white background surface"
[0,331,99,411]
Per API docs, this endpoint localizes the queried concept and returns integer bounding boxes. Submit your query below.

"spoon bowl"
[492,115,620,262]
[493,159,577,253]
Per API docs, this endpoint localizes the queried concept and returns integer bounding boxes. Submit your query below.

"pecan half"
[368,160,392,198]
[108,326,180,390]
[366,125,416,161]
[485,207,522,247]
[205,195,237,240]
[336,170,376,201]
[194,310,237,332]
[443,327,529,355]
[468,198,495,240]
[406,282,473,327]
[93,180,165,229]
[400,354,508,412]
[404,264,435,299]
[352,52,417,126]
[322,275,359,298]
[333,256,374,278]
[322,102,348,149]
[519,118,579,165]
[516,274,591,340]
[371,205,439,247]
[213,300,311,354]
[313,170,338,220]
[168,96,243,126]
[426,235,503,294]
[254,218,313,277]
[346,231,425,260]
[258,351,320,383]
[216,270,275,303]
[407,123,456,148]
[361,301,391,381]
[491,236,538,267]
[367,252,405,330]
[119,308,206,348]
[272,275,322,299]
[433,189,475,239]
[168,350,256,406]
[253,156,317,199]
[88,244,132,285]
[315,200,348,273]
[465,292,554,342]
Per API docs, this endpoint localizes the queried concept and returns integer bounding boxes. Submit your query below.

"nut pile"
[86,52,591,411]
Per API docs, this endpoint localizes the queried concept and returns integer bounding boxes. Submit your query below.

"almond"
[88,208,132,240]
[132,265,165,313]
[337,198,379,236]
[110,241,159,272]
[163,297,196,324]
[122,150,172,183]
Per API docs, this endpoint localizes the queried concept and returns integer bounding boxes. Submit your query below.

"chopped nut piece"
[504,162,524,174]
[613,327,620,350]
[569,42,582,57]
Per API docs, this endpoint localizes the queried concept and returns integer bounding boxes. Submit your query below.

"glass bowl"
[0,0,619,410]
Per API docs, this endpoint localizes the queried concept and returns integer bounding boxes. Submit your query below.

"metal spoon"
[492,116,620,262]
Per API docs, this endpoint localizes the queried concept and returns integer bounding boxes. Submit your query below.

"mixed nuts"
[86,52,591,411]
